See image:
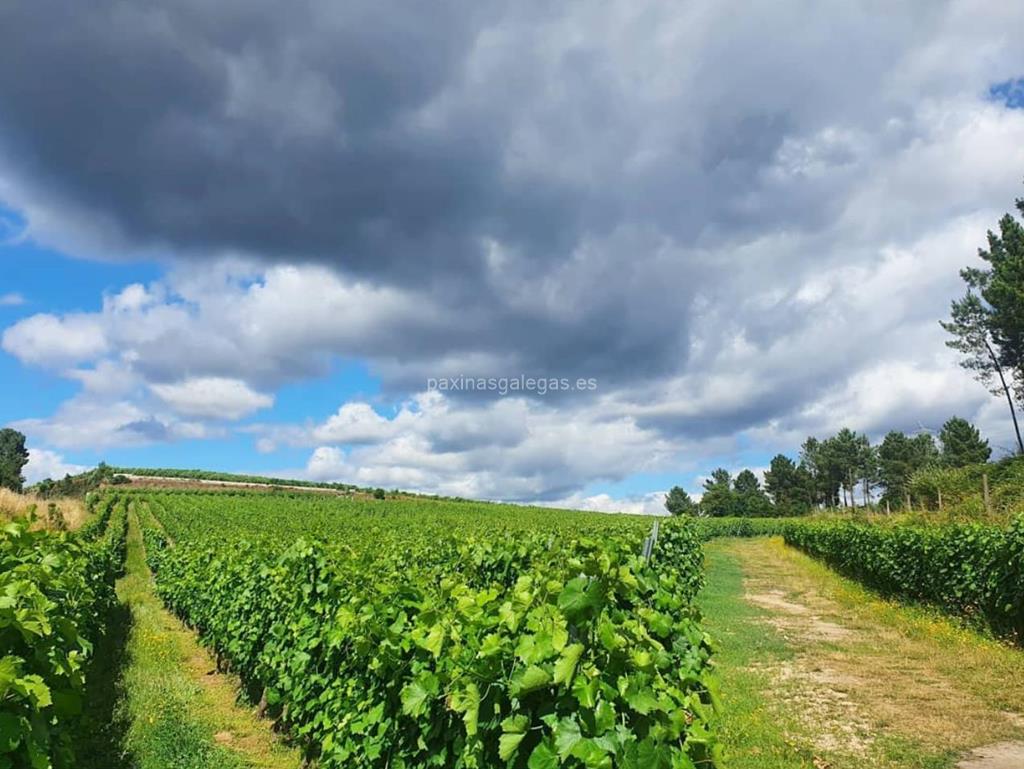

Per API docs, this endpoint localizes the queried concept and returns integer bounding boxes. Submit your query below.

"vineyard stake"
[642,519,661,562]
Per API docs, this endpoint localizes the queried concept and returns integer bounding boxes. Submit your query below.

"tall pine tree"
[939,417,991,467]
[943,187,1024,453]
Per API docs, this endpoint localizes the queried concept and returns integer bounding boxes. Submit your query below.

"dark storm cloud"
[0,0,510,282]
[0,0,722,391]
[0,0,866,276]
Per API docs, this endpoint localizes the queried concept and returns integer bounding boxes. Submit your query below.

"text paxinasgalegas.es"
[426,375,597,396]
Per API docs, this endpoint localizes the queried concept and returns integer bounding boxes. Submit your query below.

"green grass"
[700,543,819,769]
[115,509,250,769]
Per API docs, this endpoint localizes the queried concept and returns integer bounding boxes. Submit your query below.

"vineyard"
[1,491,717,769]
[1,494,127,767]
[3,488,1024,768]
[139,492,716,769]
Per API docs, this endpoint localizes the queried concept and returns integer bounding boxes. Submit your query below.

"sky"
[1,1,1024,514]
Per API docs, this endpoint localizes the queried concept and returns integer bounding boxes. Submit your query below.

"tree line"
[666,415,992,517]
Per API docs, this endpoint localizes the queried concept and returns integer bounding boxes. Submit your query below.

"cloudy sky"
[2,1,1024,512]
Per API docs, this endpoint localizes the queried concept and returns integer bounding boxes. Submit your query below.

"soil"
[956,742,1024,769]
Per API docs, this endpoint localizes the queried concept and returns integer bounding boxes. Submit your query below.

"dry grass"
[0,488,89,530]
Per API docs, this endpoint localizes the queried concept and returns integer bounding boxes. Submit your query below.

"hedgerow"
[141,492,720,768]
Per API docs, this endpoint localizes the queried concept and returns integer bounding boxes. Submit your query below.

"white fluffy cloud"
[150,377,273,420]
[3,312,108,366]
[2,268,447,388]
[23,448,89,484]
[537,492,671,517]
[284,391,681,501]
[11,396,215,450]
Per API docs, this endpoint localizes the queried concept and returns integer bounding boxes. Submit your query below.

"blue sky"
[0,235,391,474]
[0,230,153,427]
[2,2,1023,513]
[991,78,1024,109]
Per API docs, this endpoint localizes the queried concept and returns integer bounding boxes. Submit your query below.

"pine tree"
[764,453,812,515]
[0,428,29,493]
[733,469,772,517]
[664,486,697,516]
[939,417,991,467]
[878,431,938,505]
[943,187,1024,453]
[701,469,737,517]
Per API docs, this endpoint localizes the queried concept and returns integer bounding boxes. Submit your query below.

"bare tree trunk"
[986,339,1024,454]
[983,472,992,515]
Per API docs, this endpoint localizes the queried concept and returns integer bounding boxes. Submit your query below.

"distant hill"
[110,466,361,492]
[31,464,492,506]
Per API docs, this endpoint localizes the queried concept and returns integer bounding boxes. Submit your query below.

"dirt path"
[701,537,1024,769]
[112,508,303,769]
